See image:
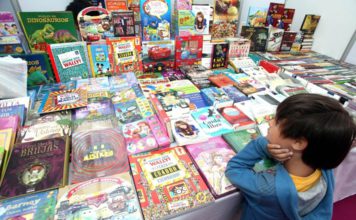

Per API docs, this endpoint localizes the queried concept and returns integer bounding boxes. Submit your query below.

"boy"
[226,93,356,220]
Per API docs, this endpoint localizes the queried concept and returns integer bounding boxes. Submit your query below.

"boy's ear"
[292,137,308,151]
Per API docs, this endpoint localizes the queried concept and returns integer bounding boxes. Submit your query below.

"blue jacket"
[225,137,334,220]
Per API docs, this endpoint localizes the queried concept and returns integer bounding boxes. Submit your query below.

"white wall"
[345,41,356,65]
[285,0,356,60]
[17,0,72,11]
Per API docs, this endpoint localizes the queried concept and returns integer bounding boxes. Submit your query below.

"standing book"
[129,146,215,220]
[87,43,113,77]
[211,0,239,39]
[280,31,297,51]
[0,137,70,198]
[265,3,285,27]
[0,105,26,126]
[281,8,295,31]
[247,7,267,27]
[186,137,236,197]
[225,38,250,58]
[112,11,136,37]
[240,26,268,52]
[211,43,228,69]
[266,27,284,52]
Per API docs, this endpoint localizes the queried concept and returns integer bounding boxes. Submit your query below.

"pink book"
[0,115,19,133]
[146,114,170,148]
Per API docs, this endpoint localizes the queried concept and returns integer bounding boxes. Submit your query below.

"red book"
[265,3,285,27]
[218,105,256,131]
[175,35,203,68]
[281,8,295,31]
[208,74,235,87]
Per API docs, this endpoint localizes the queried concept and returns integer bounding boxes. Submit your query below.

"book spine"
[87,45,96,77]
[46,44,61,82]
[149,94,173,142]
[146,115,170,148]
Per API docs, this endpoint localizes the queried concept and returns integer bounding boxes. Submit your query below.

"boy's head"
[268,93,356,169]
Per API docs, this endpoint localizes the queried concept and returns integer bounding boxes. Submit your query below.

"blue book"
[0,105,26,125]
[114,100,143,124]
[201,87,233,108]
[182,92,210,109]
[222,86,249,103]
[88,43,112,77]
[27,89,37,110]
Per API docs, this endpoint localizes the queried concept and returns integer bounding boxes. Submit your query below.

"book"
[146,114,170,148]
[208,74,235,88]
[112,11,136,37]
[71,128,128,184]
[0,97,30,114]
[87,43,112,77]
[211,0,239,39]
[222,128,260,152]
[171,115,209,146]
[225,38,250,58]
[110,72,139,89]
[0,12,23,53]
[0,105,25,126]
[38,89,88,114]
[192,4,211,35]
[105,0,128,12]
[175,35,203,68]
[142,40,175,73]
[211,43,228,69]
[0,137,70,198]
[300,14,321,34]
[265,3,285,27]
[76,77,110,92]
[222,86,248,103]
[201,87,233,108]
[0,190,58,219]
[18,12,78,53]
[217,105,256,131]
[266,27,284,52]
[111,86,141,104]
[186,137,236,197]
[74,99,114,120]
[129,146,215,220]
[55,173,143,220]
[114,100,143,124]
[247,7,267,27]
[0,128,13,180]
[176,10,196,36]
[155,91,191,118]
[240,26,268,52]
[47,42,91,82]
[191,107,234,136]
[280,32,297,51]
[181,92,209,109]
[281,8,295,31]
[122,119,159,155]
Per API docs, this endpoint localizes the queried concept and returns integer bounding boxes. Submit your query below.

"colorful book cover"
[0,190,58,219]
[211,0,239,39]
[18,12,78,53]
[175,35,203,67]
[0,128,12,175]
[136,97,154,118]
[265,3,285,27]
[122,119,158,155]
[74,99,114,120]
[112,11,136,37]
[201,87,233,108]
[192,4,210,35]
[87,43,112,77]
[109,72,138,89]
[171,115,209,146]
[211,43,228,69]
[146,114,170,148]
[38,89,88,114]
[217,105,255,131]
[222,128,260,152]
[240,26,268,52]
[114,100,143,124]
[140,0,171,41]
[155,90,191,118]
[0,12,21,44]
[182,92,209,109]
[266,27,284,52]
[111,86,140,104]
[176,10,195,36]
[191,107,233,136]
[142,40,175,73]
[208,74,235,88]
[186,137,236,197]
[247,7,267,27]
[71,128,128,184]
[0,137,69,198]
[280,31,297,51]
[281,8,295,31]
[300,14,321,34]
[47,42,91,83]
[36,81,76,101]
[0,97,30,114]
[225,38,250,58]
[222,86,248,103]
[177,0,192,10]
[56,173,143,220]
[129,146,215,220]
[105,0,128,11]
[0,105,25,126]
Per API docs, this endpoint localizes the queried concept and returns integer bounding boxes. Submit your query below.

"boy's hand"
[267,144,293,162]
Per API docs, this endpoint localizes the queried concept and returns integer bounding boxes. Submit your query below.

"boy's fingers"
[275,152,293,160]
[270,148,290,154]
[267,144,281,149]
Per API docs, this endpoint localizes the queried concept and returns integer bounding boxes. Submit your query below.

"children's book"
[109,72,138,90]
[0,105,26,126]
[265,3,285,27]
[171,115,209,146]
[218,105,256,131]
[222,86,248,103]
[186,137,236,197]
[191,107,234,136]
[211,43,228,69]
[201,87,233,108]
[181,92,209,109]
[18,12,78,53]
[247,7,267,27]
[47,42,91,82]
[71,128,128,184]
[0,190,58,219]
[225,38,250,59]
[281,8,295,31]
[0,137,70,198]
[122,119,159,155]
[177,0,192,10]
[142,40,175,73]
[129,146,215,220]
[222,128,260,152]
[87,43,112,77]
[175,35,203,68]
[240,26,268,52]
[211,0,239,39]
[0,12,23,54]
[146,114,170,148]
[105,0,128,12]
[112,11,136,37]
[74,99,114,120]
[300,14,321,34]
[114,100,143,124]
[55,173,143,220]
[176,10,196,36]
[266,27,284,52]
[208,74,235,88]
[38,89,88,114]
[155,90,191,118]
[192,4,210,35]
[0,128,13,179]
[0,116,20,169]
[136,96,155,118]
[280,31,297,51]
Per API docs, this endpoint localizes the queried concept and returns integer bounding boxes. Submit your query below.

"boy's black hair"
[275,93,356,169]
[66,0,93,20]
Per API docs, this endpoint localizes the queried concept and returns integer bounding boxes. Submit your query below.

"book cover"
[177,0,192,10]
[0,12,21,48]
[208,74,235,88]
[146,114,170,148]
[176,10,195,36]
[140,0,171,41]
[211,43,228,69]
[266,27,284,52]
[47,42,91,83]
[265,3,285,27]
[155,91,191,118]
[0,137,69,198]
[0,190,58,219]
[222,128,260,152]
[0,97,30,114]
[192,4,210,35]
[211,0,239,39]
[300,14,321,34]
[129,146,215,220]
[191,107,233,136]
[0,105,25,126]
[281,8,295,31]
[171,115,209,146]
[225,38,250,58]
[136,97,155,118]
[201,87,233,108]
[240,26,268,52]
[111,87,140,104]
[142,40,175,73]
[181,92,209,109]
[222,85,248,103]
[105,0,128,12]
[186,137,236,197]
[247,7,267,27]
[280,31,297,51]
[18,12,78,53]
[122,119,159,155]
[217,105,255,131]
[55,173,143,220]
[112,11,136,37]
[0,128,13,176]
[110,72,138,90]
[175,35,203,68]
[38,89,88,114]
[71,128,128,184]
[87,43,112,77]
[74,99,114,120]
[114,100,143,124]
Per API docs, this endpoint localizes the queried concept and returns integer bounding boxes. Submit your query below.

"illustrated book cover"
[225,38,250,58]
[281,8,295,31]
[142,40,175,73]
[222,86,248,103]
[211,43,229,69]
[175,35,203,68]
[222,128,260,152]
[0,11,23,54]
[155,90,191,118]
[240,26,268,52]
[265,3,285,27]
[74,99,114,120]
[201,87,233,108]
[211,0,239,39]
[87,43,112,77]
[112,11,136,37]
[247,7,267,27]
[114,100,143,124]
[0,105,26,126]
[192,4,210,35]
[208,74,235,88]
[300,14,321,34]
[217,105,256,131]
[266,27,284,52]
[280,31,297,51]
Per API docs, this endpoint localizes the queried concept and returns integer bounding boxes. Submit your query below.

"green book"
[222,128,261,153]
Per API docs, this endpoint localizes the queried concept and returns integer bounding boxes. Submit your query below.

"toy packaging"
[192,4,211,35]
[140,0,171,41]
[175,35,203,68]
[211,0,240,39]
[142,40,175,72]
[112,11,136,37]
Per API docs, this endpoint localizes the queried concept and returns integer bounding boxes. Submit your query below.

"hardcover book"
[0,105,26,126]
[240,26,268,52]
[87,43,112,77]
[186,137,236,197]
[0,190,58,219]
[71,128,128,184]
[176,10,195,36]
[111,86,140,104]
[225,38,250,58]
[74,99,114,120]
[300,14,321,34]
[18,12,78,53]
[211,0,239,39]
[129,146,215,220]
[114,100,143,124]
[201,87,233,108]
[247,7,267,27]
[105,0,128,12]
[217,105,256,131]
[265,3,285,27]
[211,43,229,69]
[171,115,209,146]
[112,11,136,37]
[222,128,260,152]
[155,91,191,118]
[0,137,70,198]
[47,42,91,83]
[0,11,22,52]
[281,8,295,31]
[266,27,284,52]
[55,173,143,220]
[191,107,234,136]
[280,32,297,51]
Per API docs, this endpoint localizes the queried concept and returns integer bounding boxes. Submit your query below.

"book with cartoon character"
[129,146,214,220]
[155,90,191,118]
[186,137,236,197]
[18,12,78,53]
[55,173,143,220]
[114,100,143,124]
[0,137,70,198]
[74,99,114,120]
[88,43,112,77]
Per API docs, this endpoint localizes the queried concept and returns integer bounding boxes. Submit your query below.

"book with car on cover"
[129,146,215,220]
[186,137,236,197]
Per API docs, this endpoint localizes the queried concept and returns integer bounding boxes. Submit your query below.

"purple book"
[74,99,114,120]
[0,115,19,132]
[186,137,236,198]
[0,137,69,198]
